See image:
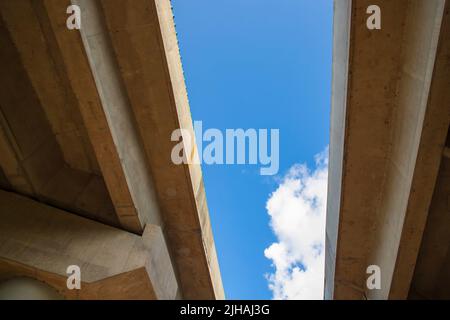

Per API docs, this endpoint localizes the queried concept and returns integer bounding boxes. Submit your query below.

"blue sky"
[172,0,333,299]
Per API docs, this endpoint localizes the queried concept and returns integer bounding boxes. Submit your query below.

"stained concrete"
[0,190,178,299]
[326,0,450,299]
[0,0,223,300]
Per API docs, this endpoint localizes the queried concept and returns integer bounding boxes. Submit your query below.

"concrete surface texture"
[0,0,223,300]
[326,0,450,300]
[1,0,449,301]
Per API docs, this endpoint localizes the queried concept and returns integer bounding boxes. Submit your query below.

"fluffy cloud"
[264,147,328,300]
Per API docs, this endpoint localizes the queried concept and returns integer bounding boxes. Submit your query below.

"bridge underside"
[0,0,223,300]
[326,0,450,299]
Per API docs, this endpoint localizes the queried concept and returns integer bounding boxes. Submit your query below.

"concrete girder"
[0,190,178,300]
[327,0,450,299]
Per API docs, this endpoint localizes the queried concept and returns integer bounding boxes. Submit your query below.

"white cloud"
[264,147,328,300]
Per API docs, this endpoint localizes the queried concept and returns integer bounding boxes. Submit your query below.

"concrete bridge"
[326,0,450,300]
[0,0,223,300]
[1,0,450,300]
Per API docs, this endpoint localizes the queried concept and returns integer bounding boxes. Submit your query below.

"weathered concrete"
[369,0,450,299]
[0,8,119,227]
[324,0,351,300]
[72,0,162,230]
[98,0,224,299]
[0,0,100,175]
[0,0,223,300]
[0,190,178,299]
[326,0,450,299]
[0,278,63,300]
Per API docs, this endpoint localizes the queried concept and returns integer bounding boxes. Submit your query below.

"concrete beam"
[97,0,224,299]
[372,0,450,299]
[0,5,119,227]
[0,0,223,300]
[327,0,450,299]
[443,147,450,159]
[410,157,450,299]
[30,0,162,234]
[0,113,34,196]
[0,277,63,300]
[0,190,178,300]
[324,0,352,300]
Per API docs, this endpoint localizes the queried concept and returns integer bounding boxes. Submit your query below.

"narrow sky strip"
[172,0,333,299]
